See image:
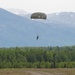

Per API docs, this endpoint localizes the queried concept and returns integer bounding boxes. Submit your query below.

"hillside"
[0,8,75,47]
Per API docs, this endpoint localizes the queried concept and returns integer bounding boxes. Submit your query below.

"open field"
[0,68,75,75]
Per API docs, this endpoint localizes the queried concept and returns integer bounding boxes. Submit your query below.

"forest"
[0,46,75,68]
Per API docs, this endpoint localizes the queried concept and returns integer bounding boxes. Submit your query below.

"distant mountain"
[0,8,75,47]
[47,12,75,25]
[6,8,31,18]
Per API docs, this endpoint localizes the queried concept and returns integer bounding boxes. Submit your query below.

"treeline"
[0,46,75,68]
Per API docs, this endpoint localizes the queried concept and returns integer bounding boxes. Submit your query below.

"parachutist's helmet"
[31,12,47,19]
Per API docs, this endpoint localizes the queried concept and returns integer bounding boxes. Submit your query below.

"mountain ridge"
[6,8,75,25]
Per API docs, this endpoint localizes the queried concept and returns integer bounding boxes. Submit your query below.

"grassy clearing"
[38,68,75,75]
[0,68,75,75]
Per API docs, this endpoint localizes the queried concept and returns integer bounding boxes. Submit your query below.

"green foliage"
[0,46,75,68]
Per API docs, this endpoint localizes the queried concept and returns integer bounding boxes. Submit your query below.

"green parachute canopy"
[31,12,47,19]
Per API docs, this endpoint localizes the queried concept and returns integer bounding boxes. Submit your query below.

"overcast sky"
[0,0,75,13]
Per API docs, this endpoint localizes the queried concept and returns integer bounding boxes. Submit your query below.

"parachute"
[31,12,47,19]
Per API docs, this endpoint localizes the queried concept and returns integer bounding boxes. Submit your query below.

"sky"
[0,0,75,13]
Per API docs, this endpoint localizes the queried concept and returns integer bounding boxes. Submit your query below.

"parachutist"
[30,12,47,41]
[36,35,39,40]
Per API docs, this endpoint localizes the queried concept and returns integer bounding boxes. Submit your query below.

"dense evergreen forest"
[0,46,75,68]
